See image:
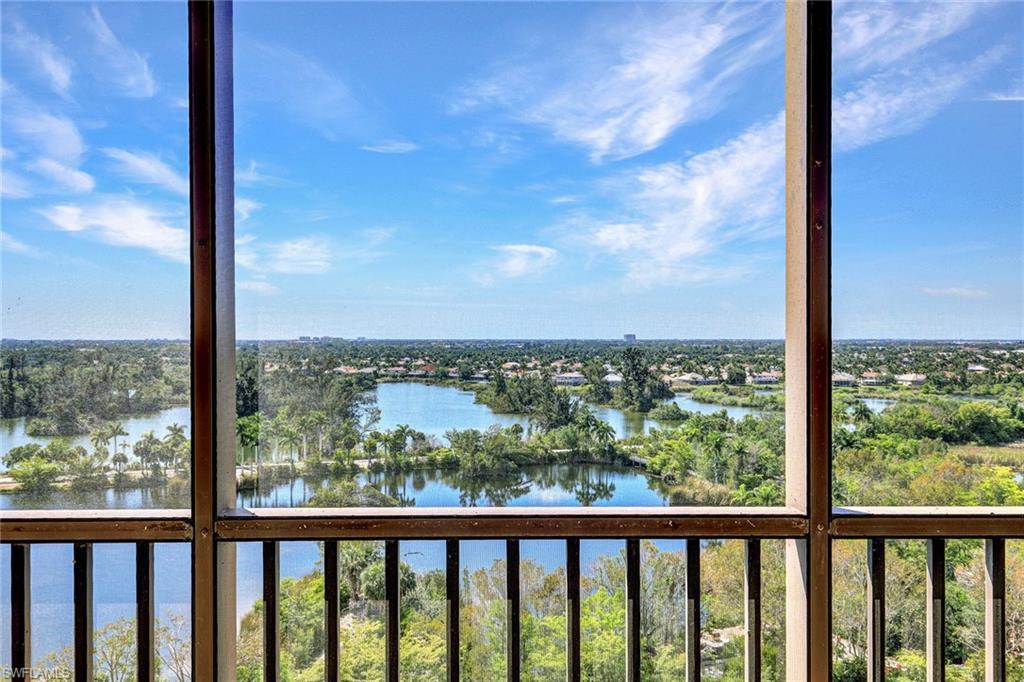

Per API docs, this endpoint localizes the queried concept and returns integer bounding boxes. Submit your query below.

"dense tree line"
[0,342,189,434]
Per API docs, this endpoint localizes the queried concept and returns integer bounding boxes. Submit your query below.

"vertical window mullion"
[73,542,93,682]
[985,538,1005,682]
[263,541,280,681]
[744,539,761,682]
[10,544,31,673]
[137,541,156,682]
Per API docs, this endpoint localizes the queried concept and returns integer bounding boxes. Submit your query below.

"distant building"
[859,371,885,386]
[603,372,624,385]
[673,372,716,385]
[966,364,989,373]
[624,334,637,343]
[554,371,587,386]
[895,373,926,386]
[831,372,855,387]
[748,371,782,385]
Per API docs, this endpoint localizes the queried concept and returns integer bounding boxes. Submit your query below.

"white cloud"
[450,3,780,162]
[1,169,34,199]
[237,39,365,141]
[8,111,85,165]
[27,158,95,194]
[833,1,983,75]
[0,231,44,257]
[920,286,990,300]
[237,234,332,274]
[361,140,420,154]
[235,198,262,223]
[492,244,559,279]
[238,280,279,295]
[102,148,188,195]
[38,196,187,263]
[833,49,1004,152]
[236,160,285,187]
[583,113,784,286]
[4,19,74,96]
[574,1,1007,287]
[985,91,1024,102]
[87,5,157,98]
[549,196,580,205]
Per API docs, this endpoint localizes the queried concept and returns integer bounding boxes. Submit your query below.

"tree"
[108,421,129,461]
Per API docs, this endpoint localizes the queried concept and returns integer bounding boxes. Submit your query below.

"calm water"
[0,406,191,462]
[374,381,765,442]
[0,383,763,471]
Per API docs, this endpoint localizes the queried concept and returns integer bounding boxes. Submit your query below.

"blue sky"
[1,1,1021,340]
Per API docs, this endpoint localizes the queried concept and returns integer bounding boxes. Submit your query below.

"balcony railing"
[2,506,1017,680]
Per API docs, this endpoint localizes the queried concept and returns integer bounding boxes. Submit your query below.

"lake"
[0,382,765,472]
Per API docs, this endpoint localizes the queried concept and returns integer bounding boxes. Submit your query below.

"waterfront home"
[674,372,716,385]
[748,371,782,385]
[832,372,855,387]
[895,372,926,386]
[859,371,885,386]
[554,371,587,386]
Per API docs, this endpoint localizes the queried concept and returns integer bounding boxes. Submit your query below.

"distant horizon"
[3,336,1023,344]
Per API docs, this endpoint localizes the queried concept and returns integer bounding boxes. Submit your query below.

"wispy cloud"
[27,158,95,194]
[575,4,1008,287]
[450,3,780,162]
[833,48,1005,152]
[102,148,188,195]
[7,110,85,165]
[984,90,1024,102]
[237,234,332,274]
[335,227,394,262]
[833,1,984,75]
[238,279,279,295]
[235,198,263,223]
[235,160,286,187]
[361,140,420,154]
[1,168,34,199]
[581,113,783,286]
[920,286,990,300]
[0,231,45,258]
[86,5,157,98]
[237,39,366,141]
[38,196,187,263]
[4,19,74,96]
[476,244,559,284]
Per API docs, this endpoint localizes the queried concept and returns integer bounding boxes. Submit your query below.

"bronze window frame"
[1,2,1020,680]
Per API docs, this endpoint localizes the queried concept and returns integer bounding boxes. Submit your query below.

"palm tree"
[277,424,302,474]
[164,423,187,475]
[309,410,329,459]
[91,427,111,459]
[111,448,129,479]
[588,420,616,456]
[108,422,129,462]
[237,415,259,478]
[851,401,874,429]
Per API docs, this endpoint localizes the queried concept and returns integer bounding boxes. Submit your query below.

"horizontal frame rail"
[0,511,193,543]
[831,507,1024,538]
[215,507,809,540]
